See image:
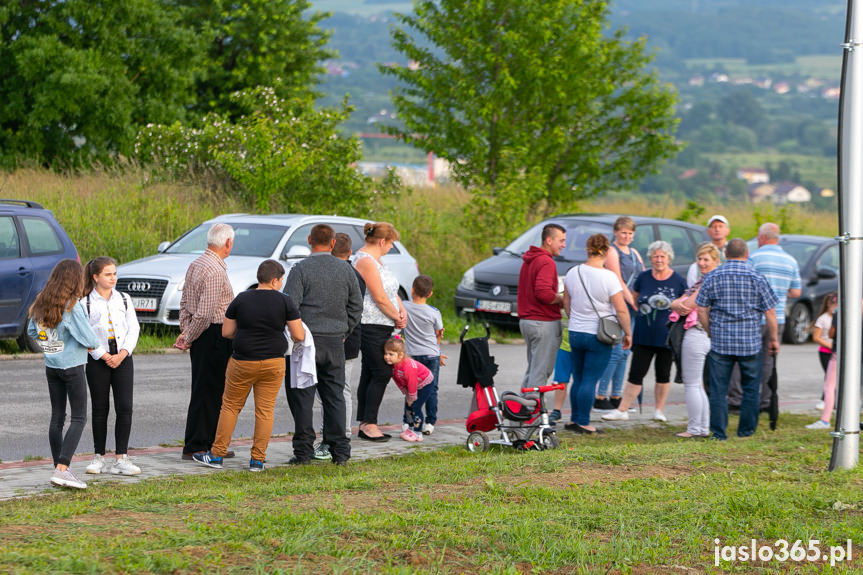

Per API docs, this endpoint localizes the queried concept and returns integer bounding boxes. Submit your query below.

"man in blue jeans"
[695,238,779,440]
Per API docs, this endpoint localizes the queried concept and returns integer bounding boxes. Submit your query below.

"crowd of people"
[519,214,805,440]
[28,221,445,489]
[28,212,818,490]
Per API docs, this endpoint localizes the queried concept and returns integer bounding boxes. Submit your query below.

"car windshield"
[505,221,612,261]
[165,223,287,257]
[780,240,821,268]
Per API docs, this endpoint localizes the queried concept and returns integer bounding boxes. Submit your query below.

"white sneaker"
[601,409,629,421]
[422,423,434,436]
[110,454,141,476]
[51,468,87,489]
[805,420,831,430]
[401,423,410,432]
[653,410,667,422]
[85,454,106,474]
[815,400,825,410]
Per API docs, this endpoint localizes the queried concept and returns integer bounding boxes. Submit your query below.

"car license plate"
[476,299,511,314]
[132,297,158,312]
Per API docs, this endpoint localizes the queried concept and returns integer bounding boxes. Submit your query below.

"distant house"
[737,167,770,184]
[689,75,705,87]
[822,87,841,99]
[773,82,791,94]
[678,168,699,180]
[748,181,811,204]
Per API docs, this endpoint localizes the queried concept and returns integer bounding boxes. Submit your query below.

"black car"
[747,235,838,344]
[0,200,79,351]
[454,214,709,326]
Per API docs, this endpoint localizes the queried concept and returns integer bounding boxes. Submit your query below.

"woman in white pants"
[669,243,720,438]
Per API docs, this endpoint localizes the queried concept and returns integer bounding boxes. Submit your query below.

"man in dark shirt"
[286,225,363,465]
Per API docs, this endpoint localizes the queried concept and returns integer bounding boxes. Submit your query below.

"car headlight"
[458,267,476,291]
[177,280,185,292]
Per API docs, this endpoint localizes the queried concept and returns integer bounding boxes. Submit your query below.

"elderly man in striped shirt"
[174,223,236,460]
[696,238,779,440]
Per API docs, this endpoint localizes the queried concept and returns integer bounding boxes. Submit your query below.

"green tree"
[178,0,333,116]
[717,89,764,130]
[135,87,399,214]
[0,1,201,166]
[380,0,680,227]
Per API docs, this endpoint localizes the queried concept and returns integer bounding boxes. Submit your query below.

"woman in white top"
[353,222,407,442]
[562,234,631,434]
[82,257,141,476]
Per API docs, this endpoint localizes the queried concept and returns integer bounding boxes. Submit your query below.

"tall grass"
[1,168,840,344]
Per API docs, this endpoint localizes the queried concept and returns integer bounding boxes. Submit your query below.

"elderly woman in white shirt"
[562,234,632,434]
[81,257,141,476]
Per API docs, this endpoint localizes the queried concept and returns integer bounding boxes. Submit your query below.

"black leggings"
[47,365,88,467]
[628,344,673,386]
[356,324,393,424]
[86,355,135,455]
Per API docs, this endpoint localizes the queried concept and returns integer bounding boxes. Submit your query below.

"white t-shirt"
[814,312,833,349]
[564,264,622,333]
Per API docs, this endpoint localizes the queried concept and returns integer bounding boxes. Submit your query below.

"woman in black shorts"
[602,240,687,422]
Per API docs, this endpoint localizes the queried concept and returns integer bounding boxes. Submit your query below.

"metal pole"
[830,0,862,470]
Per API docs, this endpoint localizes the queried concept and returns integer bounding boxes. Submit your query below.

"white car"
[117,214,420,326]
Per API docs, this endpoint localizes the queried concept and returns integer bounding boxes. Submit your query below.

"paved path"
[0,342,830,499]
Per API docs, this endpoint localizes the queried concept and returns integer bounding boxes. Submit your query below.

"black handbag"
[577,265,623,345]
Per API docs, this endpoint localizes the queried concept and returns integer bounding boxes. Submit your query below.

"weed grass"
[1,169,839,350]
[1,414,861,573]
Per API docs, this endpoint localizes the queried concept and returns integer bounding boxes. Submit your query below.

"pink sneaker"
[400,429,420,442]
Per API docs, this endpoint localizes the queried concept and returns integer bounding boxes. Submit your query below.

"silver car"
[117,214,420,326]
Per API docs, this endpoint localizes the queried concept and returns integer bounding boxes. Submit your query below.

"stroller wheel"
[539,430,561,451]
[466,431,490,452]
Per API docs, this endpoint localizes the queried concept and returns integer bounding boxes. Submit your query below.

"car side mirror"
[492,247,503,255]
[284,245,311,259]
[157,241,170,253]
[816,268,837,280]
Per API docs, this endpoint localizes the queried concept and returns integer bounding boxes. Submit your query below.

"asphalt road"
[0,342,827,462]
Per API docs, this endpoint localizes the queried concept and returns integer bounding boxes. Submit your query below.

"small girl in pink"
[383,336,433,442]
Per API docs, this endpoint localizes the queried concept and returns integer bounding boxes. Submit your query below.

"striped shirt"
[179,249,234,344]
[747,244,801,324]
[695,260,778,356]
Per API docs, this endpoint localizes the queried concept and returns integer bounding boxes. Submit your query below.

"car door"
[0,215,32,334]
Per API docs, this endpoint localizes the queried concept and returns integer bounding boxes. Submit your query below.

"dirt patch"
[494,463,697,489]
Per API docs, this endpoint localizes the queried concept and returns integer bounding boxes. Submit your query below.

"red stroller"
[457,324,562,452]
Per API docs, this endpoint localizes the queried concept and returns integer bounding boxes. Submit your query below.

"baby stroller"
[457,323,562,452]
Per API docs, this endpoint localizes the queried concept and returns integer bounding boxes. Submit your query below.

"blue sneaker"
[192,451,223,469]
[249,458,264,472]
[549,409,562,423]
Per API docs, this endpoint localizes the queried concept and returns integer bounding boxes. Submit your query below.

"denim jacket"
[28,301,99,369]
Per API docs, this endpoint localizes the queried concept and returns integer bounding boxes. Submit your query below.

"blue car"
[0,200,79,351]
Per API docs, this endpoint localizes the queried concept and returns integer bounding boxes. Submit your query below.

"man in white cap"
[687,214,730,286]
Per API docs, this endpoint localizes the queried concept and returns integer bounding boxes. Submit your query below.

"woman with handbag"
[668,243,720,437]
[602,240,687,423]
[562,234,631,434]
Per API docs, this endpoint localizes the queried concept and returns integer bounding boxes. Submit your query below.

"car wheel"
[17,333,42,353]
[785,302,811,344]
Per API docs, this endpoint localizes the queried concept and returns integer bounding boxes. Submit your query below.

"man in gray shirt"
[286,224,363,464]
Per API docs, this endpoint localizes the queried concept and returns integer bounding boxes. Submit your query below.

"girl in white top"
[82,257,142,476]
[562,234,631,434]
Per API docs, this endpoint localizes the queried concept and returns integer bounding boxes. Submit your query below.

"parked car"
[746,234,838,344]
[0,199,79,351]
[117,214,420,326]
[455,214,709,326]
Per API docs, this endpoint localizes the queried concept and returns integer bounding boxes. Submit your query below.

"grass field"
[0,168,839,353]
[684,54,841,80]
[0,414,861,573]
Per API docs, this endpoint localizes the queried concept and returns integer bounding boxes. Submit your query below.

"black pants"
[46,365,88,467]
[314,335,351,461]
[356,324,393,425]
[183,323,231,454]
[87,355,134,455]
[286,378,316,462]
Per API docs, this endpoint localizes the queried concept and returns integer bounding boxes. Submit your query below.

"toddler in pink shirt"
[383,336,433,442]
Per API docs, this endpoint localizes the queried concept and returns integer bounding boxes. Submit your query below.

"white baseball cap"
[707,214,729,226]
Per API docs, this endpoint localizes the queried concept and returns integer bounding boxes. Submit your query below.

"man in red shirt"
[518,223,566,388]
